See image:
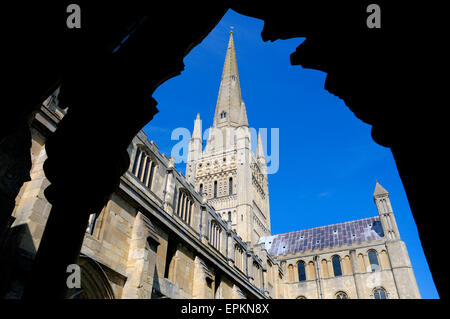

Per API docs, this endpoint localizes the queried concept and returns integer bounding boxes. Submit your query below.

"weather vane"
[230,26,234,34]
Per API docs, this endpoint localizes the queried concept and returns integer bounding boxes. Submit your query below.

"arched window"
[146,161,155,189]
[131,147,156,190]
[288,264,294,282]
[86,212,98,236]
[209,221,221,251]
[308,261,316,280]
[142,157,150,183]
[368,250,380,272]
[332,255,342,277]
[229,177,233,195]
[76,256,115,299]
[380,250,390,269]
[131,148,141,175]
[321,259,329,278]
[214,181,217,198]
[186,202,193,225]
[176,190,193,225]
[335,291,348,299]
[373,287,387,299]
[358,253,366,272]
[343,255,352,275]
[199,183,203,194]
[228,211,232,222]
[254,263,262,289]
[297,261,306,281]
[235,245,244,271]
[137,151,145,179]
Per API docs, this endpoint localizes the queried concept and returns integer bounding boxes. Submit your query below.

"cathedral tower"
[373,181,421,298]
[186,31,271,245]
[374,181,400,240]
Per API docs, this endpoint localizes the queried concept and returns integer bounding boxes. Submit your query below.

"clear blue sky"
[143,9,438,299]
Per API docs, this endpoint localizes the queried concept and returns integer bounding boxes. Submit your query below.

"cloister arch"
[73,255,115,299]
[0,3,443,299]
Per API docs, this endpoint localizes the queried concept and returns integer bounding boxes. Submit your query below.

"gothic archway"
[69,255,115,299]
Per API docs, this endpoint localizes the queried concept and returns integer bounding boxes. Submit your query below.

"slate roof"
[258,216,384,256]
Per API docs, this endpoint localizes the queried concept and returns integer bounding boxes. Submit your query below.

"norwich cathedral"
[1,32,421,299]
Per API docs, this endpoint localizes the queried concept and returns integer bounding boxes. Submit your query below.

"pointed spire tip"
[257,130,265,159]
[374,180,389,196]
[192,113,202,139]
[213,26,243,128]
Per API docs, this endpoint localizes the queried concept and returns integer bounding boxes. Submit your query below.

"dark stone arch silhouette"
[0,2,444,298]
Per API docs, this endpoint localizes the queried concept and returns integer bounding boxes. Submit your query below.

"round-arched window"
[335,291,348,299]
[373,287,387,299]
[297,261,306,281]
[332,255,342,277]
[368,250,380,272]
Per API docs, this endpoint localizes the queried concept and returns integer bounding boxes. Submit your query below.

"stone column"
[364,254,371,272]
[349,249,365,298]
[122,212,160,299]
[227,231,233,264]
[386,240,421,298]
[314,256,323,299]
[199,204,205,241]
[246,253,252,281]
[327,259,334,277]
[203,217,211,246]
[192,256,214,299]
[162,159,175,215]
[232,284,245,299]
[7,130,50,256]
[182,194,188,221]
[261,267,266,294]
[0,122,32,241]
[23,64,159,299]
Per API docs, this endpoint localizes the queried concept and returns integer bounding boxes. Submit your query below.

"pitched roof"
[258,216,384,256]
[374,181,389,196]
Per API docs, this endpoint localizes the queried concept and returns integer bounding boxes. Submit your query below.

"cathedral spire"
[186,114,203,184]
[373,181,400,240]
[239,101,249,127]
[257,131,265,160]
[192,113,202,139]
[213,31,245,128]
